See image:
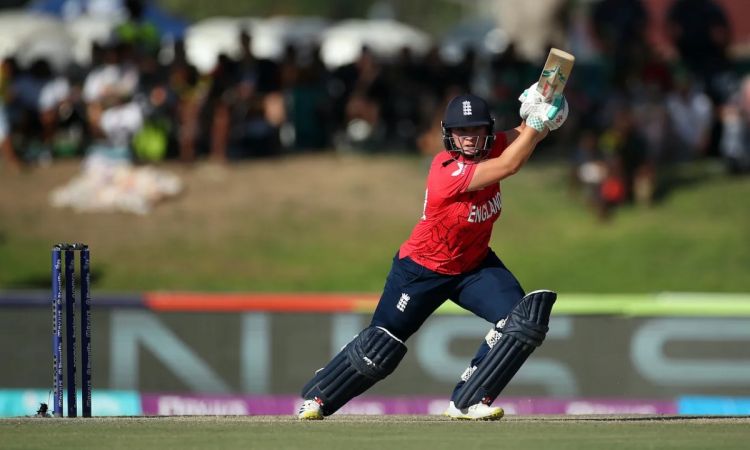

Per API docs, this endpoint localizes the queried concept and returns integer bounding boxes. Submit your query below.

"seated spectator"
[286,47,331,151]
[202,53,234,163]
[38,67,72,158]
[228,96,279,159]
[164,44,203,163]
[8,59,66,164]
[82,43,139,109]
[1,58,21,170]
[82,40,142,161]
[664,68,713,161]
[342,47,388,151]
[0,103,20,171]
[599,105,652,206]
[719,75,750,174]
[570,129,607,214]
[382,46,422,150]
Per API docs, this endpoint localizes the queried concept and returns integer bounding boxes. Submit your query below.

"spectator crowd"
[1,0,748,220]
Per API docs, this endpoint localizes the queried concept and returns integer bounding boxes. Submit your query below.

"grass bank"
[0,155,747,293]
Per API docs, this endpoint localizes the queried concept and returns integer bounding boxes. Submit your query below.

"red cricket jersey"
[399,133,507,274]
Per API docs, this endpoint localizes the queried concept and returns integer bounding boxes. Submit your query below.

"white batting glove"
[525,94,569,132]
[518,82,545,120]
[545,94,568,131]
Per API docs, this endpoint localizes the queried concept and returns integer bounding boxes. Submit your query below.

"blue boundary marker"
[678,396,750,415]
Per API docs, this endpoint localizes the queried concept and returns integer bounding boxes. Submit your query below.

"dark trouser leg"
[300,253,455,415]
[449,251,525,402]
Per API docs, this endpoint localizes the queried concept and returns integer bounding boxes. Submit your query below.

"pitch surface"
[2,415,749,449]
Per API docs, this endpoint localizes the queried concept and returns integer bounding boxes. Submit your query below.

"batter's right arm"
[466,126,547,191]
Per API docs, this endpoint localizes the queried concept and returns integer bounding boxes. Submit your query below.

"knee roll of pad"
[453,290,556,409]
[301,326,407,415]
[503,289,556,347]
[345,326,407,378]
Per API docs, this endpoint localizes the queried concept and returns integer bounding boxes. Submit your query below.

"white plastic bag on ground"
[50,153,183,215]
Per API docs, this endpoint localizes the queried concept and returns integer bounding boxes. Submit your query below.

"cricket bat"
[536,48,575,101]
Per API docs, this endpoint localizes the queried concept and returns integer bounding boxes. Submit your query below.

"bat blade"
[536,48,575,101]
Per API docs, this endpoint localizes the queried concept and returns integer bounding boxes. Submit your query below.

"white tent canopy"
[0,10,124,70]
[320,19,432,68]
[439,17,509,64]
[15,30,76,72]
[0,11,75,71]
[64,14,120,66]
[184,16,330,73]
[2,13,436,73]
[251,16,329,60]
[183,17,259,73]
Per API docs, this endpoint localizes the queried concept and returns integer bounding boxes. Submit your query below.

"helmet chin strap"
[440,123,495,165]
[448,135,492,164]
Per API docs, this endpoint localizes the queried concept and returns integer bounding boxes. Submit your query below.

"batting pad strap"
[301,326,407,415]
[453,290,556,409]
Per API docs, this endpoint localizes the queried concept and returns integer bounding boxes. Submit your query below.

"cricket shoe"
[297,399,324,420]
[443,401,504,421]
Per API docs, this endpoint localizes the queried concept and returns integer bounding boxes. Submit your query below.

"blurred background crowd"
[1,0,749,220]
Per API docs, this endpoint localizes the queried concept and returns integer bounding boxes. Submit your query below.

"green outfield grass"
[0,155,748,293]
[1,416,749,450]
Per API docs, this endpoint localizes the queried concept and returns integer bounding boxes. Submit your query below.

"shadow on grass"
[652,159,728,204]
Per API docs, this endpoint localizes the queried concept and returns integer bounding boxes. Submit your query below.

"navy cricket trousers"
[369,250,525,400]
[370,250,525,341]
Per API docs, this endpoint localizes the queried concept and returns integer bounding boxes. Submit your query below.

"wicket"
[51,243,92,418]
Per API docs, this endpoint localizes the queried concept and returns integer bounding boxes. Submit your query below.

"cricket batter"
[298,86,568,420]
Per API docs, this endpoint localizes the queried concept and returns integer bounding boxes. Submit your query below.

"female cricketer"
[298,87,569,420]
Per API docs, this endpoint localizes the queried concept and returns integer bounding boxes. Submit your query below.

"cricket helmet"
[441,93,495,162]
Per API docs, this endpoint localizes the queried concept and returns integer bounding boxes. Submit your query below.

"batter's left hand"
[525,94,568,132]
[518,82,545,120]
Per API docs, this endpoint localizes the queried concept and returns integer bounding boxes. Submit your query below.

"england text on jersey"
[467,192,502,223]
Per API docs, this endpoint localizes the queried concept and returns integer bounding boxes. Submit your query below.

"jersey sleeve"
[428,132,507,199]
[427,155,477,199]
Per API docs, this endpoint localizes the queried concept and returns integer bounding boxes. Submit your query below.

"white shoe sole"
[443,408,504,421]
[298,411,324,420]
